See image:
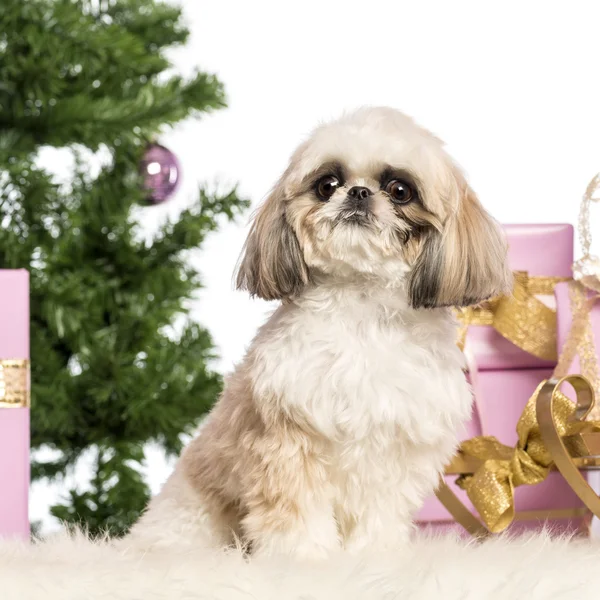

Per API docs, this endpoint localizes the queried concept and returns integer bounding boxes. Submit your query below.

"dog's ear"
[236,181,309,301]
[408,177,512,309]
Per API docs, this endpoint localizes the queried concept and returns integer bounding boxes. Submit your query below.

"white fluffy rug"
[2,531,600,599]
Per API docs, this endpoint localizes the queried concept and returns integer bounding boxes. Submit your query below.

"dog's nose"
[347,186,372,201]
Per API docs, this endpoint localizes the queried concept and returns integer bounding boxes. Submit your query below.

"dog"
[128,107,511,558]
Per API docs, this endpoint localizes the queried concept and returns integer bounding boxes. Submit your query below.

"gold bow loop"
[455,378,600,533]
[456,272,570,361]
[0,359,30,408]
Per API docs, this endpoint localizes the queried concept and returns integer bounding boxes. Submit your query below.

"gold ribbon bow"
[456,272,570,361]
[0,359,30,408]
[454,281,600,533]
[455,379,600,533]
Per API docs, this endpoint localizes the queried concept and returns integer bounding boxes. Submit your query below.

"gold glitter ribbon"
[0,359,30,408]
[454,289,600,532]
[456,272,570,361]
[455,379,600,533]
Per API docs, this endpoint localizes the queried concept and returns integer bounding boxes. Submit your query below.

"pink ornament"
[139,143,181,204]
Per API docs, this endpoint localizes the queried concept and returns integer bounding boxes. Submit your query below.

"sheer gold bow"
[553,282,600,419]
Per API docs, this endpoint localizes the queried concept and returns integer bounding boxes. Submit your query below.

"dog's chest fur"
[248,285,472,512]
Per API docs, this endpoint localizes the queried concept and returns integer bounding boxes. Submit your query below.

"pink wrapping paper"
[0,270,30,540]
[417,224,586,534]
[465,224,573,371]
[418,369,584,533]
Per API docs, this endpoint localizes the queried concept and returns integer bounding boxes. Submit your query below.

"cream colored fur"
[128,107,511,557]
[2,531,600,599]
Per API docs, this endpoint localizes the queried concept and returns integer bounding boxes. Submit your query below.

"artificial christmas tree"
[0,0,248,536]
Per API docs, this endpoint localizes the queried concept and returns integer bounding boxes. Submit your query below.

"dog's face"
[237,107,511,308]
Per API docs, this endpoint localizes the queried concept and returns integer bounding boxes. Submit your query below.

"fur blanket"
[1,531,600,599]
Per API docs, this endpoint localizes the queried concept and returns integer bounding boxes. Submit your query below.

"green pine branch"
[0,0,250,536]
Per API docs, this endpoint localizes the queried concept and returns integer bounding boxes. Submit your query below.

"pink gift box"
[465,224,573,371]
[0,270,30,540]
[417,224,588,534]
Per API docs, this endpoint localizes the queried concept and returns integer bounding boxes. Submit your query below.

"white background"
[31,0,600,530]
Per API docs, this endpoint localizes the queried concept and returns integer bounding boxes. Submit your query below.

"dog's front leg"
[240,442,340,559]
[344,491,413,553]
[243,497,339,559]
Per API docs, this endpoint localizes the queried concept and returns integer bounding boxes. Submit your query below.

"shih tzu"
[128,107,511,558]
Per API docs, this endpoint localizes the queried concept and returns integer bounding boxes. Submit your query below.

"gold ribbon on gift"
[451,281,600,533]
[455,272,570,361]
[0,359,30,408]
[454,379,600,533]
[443,178,600,533]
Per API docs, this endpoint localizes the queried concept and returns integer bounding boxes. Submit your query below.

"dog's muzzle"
[338,186,373,224]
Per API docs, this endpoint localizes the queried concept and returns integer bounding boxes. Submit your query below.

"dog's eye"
[315,175,341,201]
[385,179,413,204]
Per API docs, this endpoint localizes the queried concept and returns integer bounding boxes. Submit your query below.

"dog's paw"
[251,529,341,561]
[344,528,410,554]
[252,540,337,561]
